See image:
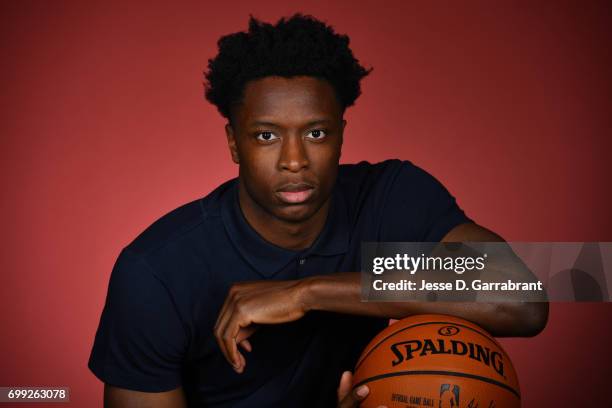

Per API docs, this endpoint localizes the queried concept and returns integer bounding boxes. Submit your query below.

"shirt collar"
[220,180,349,278]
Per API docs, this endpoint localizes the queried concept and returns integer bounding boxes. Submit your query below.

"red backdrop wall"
[1,0,611,406]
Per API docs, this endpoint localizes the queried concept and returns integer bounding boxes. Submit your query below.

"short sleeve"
[380,161,473,242]
[88,249,187,392]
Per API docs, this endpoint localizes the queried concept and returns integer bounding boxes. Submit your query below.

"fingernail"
[356,385,369,397]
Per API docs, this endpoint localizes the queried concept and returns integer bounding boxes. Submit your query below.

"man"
[88,14,548,407]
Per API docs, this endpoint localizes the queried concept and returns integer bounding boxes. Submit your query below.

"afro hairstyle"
[204,13,372,121]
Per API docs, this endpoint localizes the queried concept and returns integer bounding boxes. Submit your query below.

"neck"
[237,183,330,251]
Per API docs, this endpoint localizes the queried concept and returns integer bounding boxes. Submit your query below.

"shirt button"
[299,258,306,265]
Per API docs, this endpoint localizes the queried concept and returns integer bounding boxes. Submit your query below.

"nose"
[278,135,309,172]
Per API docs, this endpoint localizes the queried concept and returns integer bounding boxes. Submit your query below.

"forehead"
[234,76,342,125]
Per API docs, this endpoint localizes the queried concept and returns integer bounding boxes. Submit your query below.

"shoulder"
[338,159,405,182]
[337,159,471,241]
[125,179,236,257]
[105,180,238,328]
[337,159,432,205]
[338,159,432,188]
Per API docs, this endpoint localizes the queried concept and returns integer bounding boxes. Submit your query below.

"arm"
[88,250,188,404]
[104,385,187,408]
[214,222,549,373]
[301,223,548,337]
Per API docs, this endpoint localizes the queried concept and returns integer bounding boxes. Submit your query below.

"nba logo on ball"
[352,314,520,408]
[439,384,460,407]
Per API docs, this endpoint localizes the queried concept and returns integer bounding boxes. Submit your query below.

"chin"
[274,204,317,223]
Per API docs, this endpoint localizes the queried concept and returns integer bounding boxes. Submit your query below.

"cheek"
[240,150,277,190]
[309,145,340,173]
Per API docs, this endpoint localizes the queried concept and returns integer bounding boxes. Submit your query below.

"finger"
[215,292,250,368]
[337,371,352,401]
[230,314,260,364]
[224,310,250,372]
[214,285,238,331]
[214,282,254,332]
[236,325,258,353]
[214,302,237,370]
[213,293,234,363]
[236,325,258,342]
[239,339,252,352]
[238,339,251,352]
[237,348,246,372]
[216,293,256,348]
[338,384,369,408]
[231,345,245,373]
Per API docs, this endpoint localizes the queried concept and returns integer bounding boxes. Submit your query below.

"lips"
[276,182,315,204]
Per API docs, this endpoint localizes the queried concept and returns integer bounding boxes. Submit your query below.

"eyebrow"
[249,119,332,128]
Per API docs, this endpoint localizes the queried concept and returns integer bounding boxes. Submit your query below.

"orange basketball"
[352,314,520,408]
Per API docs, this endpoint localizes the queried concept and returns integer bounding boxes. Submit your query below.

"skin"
[105,76,549,407]
[104,386,187,408]
[226,75,346,250]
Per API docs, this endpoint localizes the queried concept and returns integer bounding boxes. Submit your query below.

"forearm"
[300,272,548,337]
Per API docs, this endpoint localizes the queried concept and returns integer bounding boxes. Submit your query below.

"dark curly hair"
[204,13,372,121]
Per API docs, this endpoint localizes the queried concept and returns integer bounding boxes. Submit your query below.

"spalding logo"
[390,338,505,377]
[438,326,460,336]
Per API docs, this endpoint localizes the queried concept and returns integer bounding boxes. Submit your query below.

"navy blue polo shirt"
[88,159,472,407]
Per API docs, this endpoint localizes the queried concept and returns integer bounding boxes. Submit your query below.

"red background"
[1,0,611,406]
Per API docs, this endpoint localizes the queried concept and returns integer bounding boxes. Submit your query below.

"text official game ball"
[353,314,520,408]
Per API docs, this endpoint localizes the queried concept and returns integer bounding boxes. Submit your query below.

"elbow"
[527,301,549,336]
[500,301,549,337]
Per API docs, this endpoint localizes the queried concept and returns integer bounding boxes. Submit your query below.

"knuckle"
[234,303,248,318]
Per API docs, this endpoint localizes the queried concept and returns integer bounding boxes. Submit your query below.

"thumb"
[237,325,258,352]
[337,371,370,408]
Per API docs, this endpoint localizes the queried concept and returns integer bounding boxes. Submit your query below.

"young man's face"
[226,76,345,223]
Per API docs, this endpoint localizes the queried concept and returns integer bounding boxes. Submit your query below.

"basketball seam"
[352,370,521,399]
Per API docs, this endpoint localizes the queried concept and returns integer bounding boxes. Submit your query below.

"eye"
[256,131,279,142]
[306,129,327,140]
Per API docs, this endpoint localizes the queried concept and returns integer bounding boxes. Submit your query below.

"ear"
[225,123,240,164]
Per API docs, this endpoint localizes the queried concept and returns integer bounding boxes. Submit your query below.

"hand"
[337,371,387,408]
[213,279,309,373]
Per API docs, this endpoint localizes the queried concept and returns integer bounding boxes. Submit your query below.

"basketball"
[352,314,520,408]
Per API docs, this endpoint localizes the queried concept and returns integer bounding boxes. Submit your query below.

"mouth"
[276,182,315,204]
